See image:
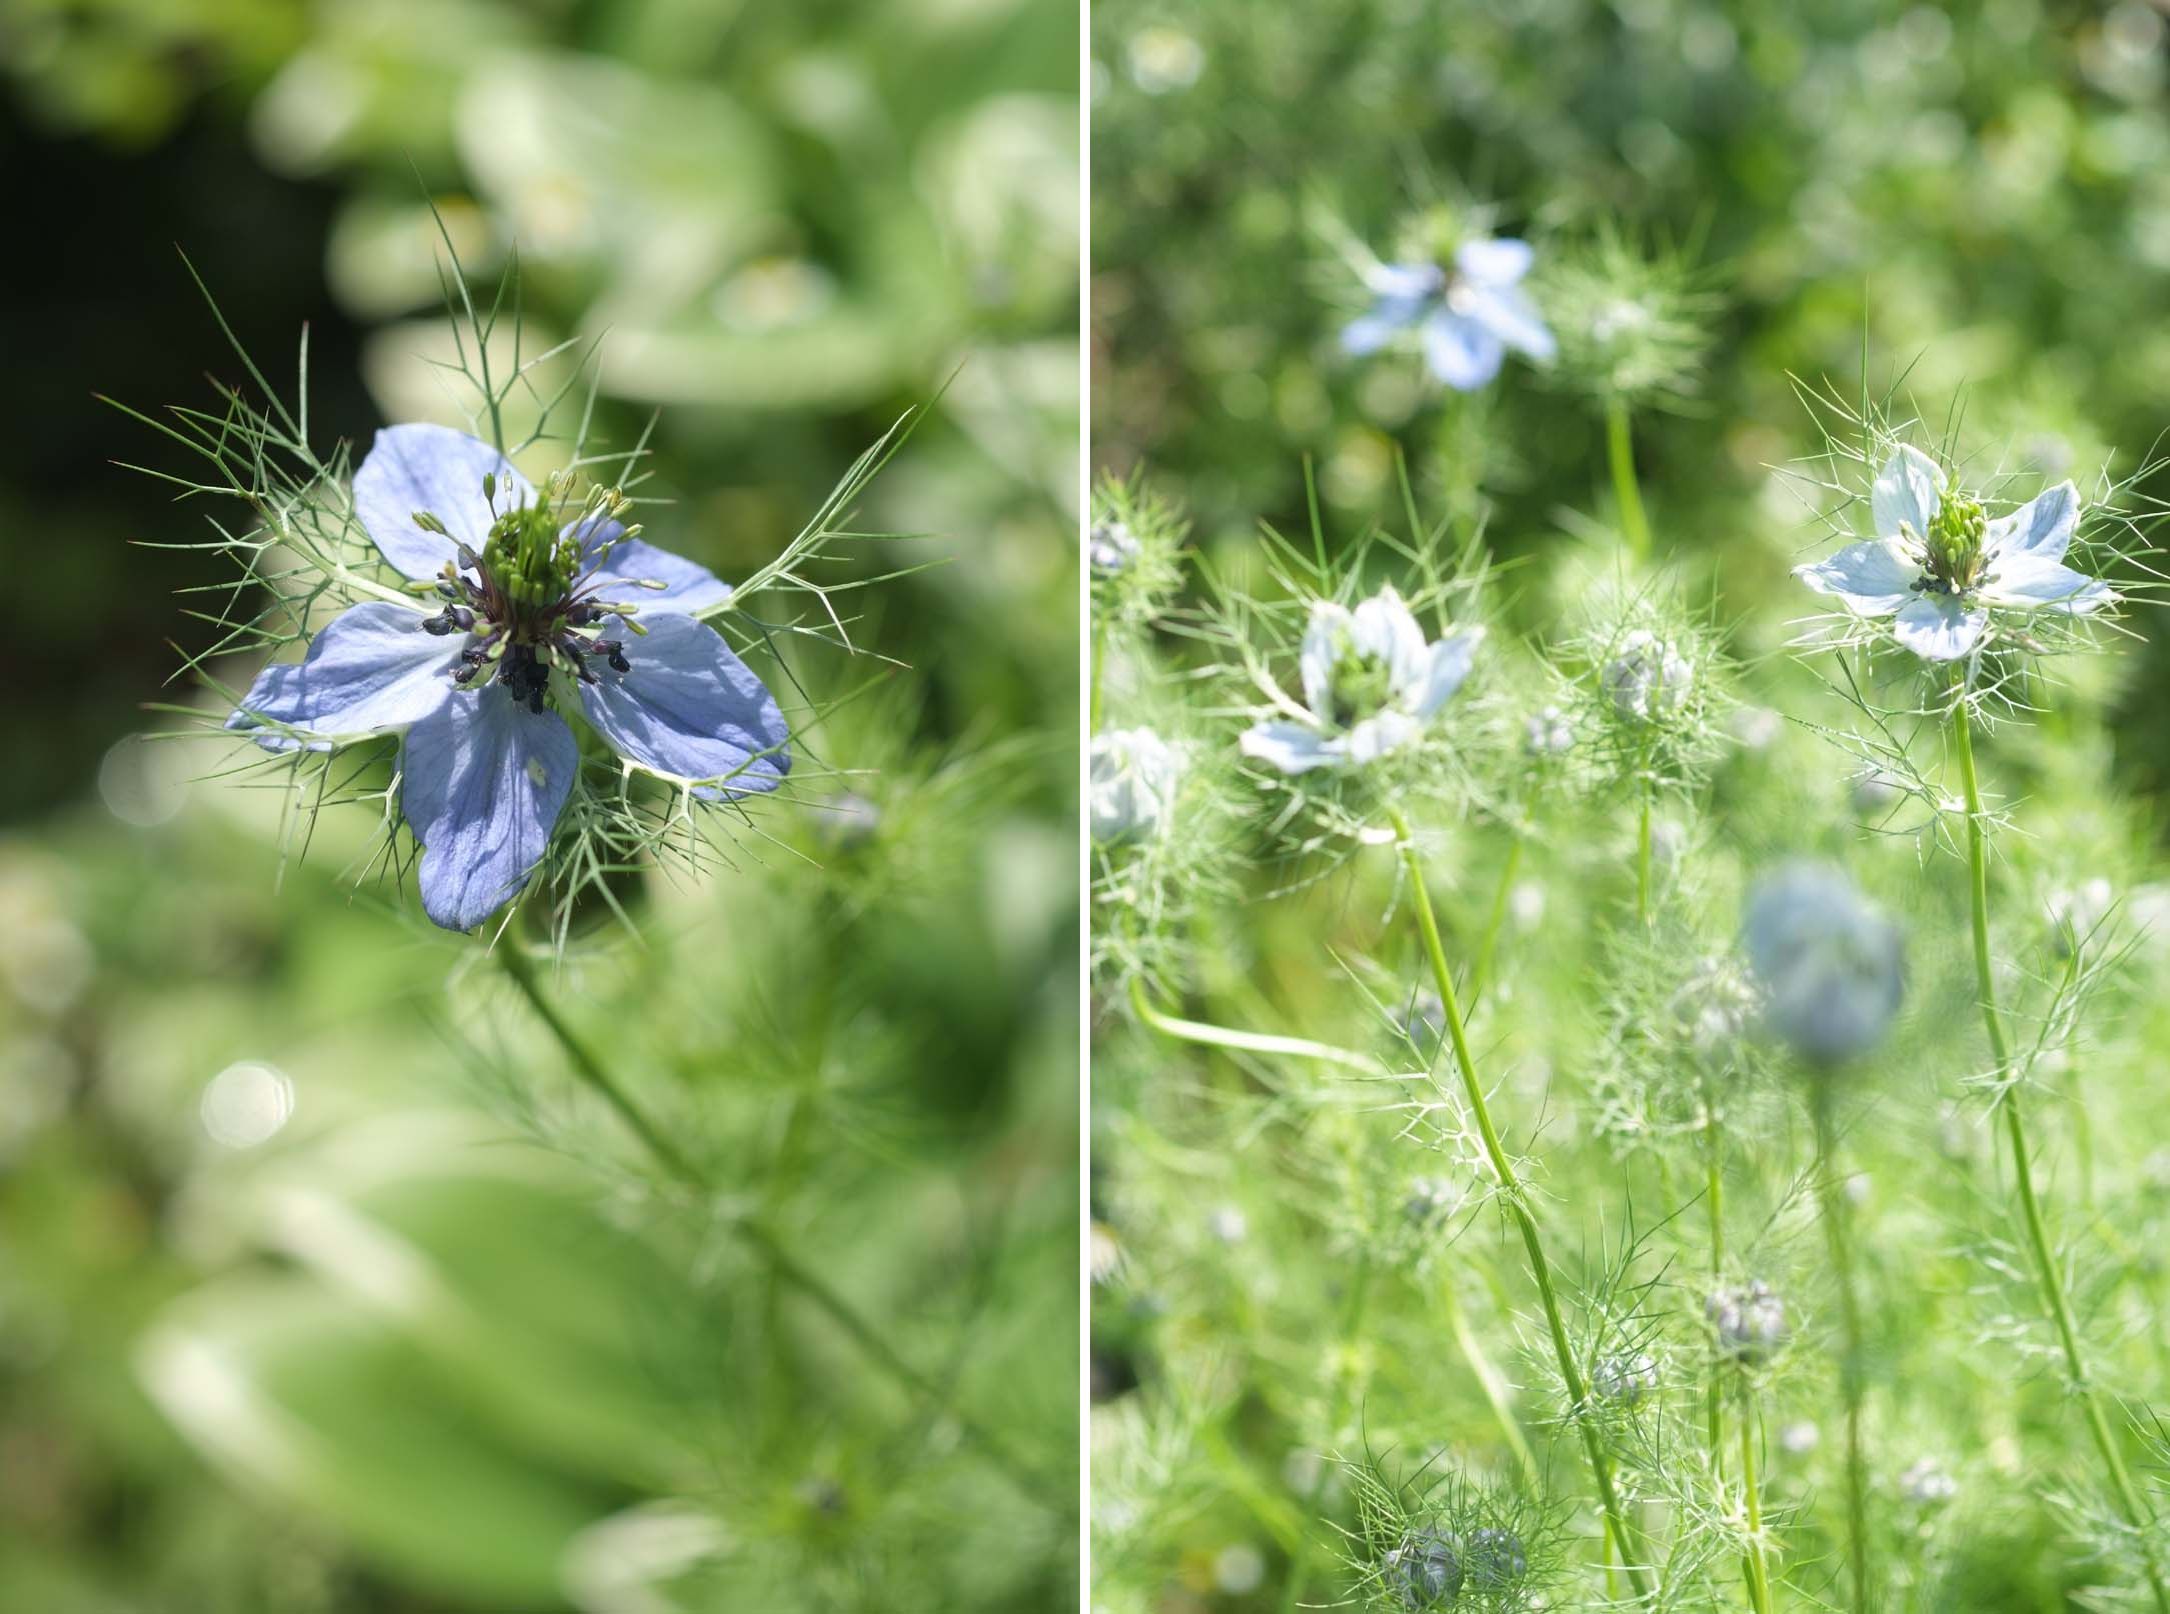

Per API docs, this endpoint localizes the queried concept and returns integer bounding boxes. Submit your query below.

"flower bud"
[1602,629,1693,724]
[1593,1350,1659,1405]
[1089,519,1142,575]
[1706,1279,1788,1364]
[1743,862,1903,1068]
[1384,1530,1463,1607]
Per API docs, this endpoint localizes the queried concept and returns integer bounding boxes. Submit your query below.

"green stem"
[1605,396,1652,561]
[1950,699,2170,1614]
[493,944,1068,1518]
[1635,784,1653,927]
[1387,808,1651,1603]
[1702,1084,1726,1466]
[1812,1089,1869,1614]
[1443,1278,1540,1487]
[1738,1383,1776,1614]
[1127,976,1388,1076]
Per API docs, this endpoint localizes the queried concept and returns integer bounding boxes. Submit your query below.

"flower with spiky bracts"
[225,424,788,931]
[1795,446,2112,662]
[1240,587,1482,775]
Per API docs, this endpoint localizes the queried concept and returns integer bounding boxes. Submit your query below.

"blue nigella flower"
[1341,237,1555,391]
[1240,587,1481,775]
[1743,861,1903,1068]
[1794,447,2113,662]
[225,424,789,931]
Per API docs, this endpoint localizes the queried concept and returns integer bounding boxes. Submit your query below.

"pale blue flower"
[1342,238,1555,390]
[1795,447,2112,662]
[1090,727,1182,843]
[1743,861,1903,1067]
[226,424,788,931]
[1240,588,1481,775]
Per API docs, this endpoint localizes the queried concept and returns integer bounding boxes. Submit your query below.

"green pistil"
[1328,644,1396,730]
[1923,490,1986,592]
[484,501,580,613]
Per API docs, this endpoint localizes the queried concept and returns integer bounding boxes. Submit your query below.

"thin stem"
[1738,1383,1776,1614]
[492,944,1068,1518]
[1604,396,1652,561]
[1812,1089,1869,1614]
[1387,808,1652,1603]
[1442,1277,1540,1487]
[1950,698,2170,1614]
[1127,976,1388,1076]
[1702,1079,1726,1465]
[1635,784,1653,927]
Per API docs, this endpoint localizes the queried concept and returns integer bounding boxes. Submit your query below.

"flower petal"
[400,688,577,932]
[1299,602,1356,720]
[1892,593,1988,661]
[353,424,534,581]
[1343,711,1420,765]
[571,519,735,616]
[1794,538,1918,616]
[1979,553,2115,613]
[1363,261,1447,302]
[1349,586,1429,691]
[1240,721,1338,774]
[224,602,461,751]
[1342,309,1408,357]
[576,611,789,793]
[1410,628,1484,717]
[1453,237,1533,286]
[1870,446,1944,542]
[1459,282,1554,361]
[1422,313,1505,390]
[1984,481,2079,564]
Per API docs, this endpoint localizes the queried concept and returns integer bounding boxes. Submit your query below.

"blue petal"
[1363,261,1447,302]
[353,424,533,581]
[1454,237,1533,287]
[1411,629,1484,717]
[1422,313,1505,390]
[224,602,461,751]
[1870,446,1944,542]
[400,688,577,931]
[1460,282,1554,361]
[576,612,789,793]
[1239,721,1337,774]
[1984,481,2078,564]
[1980,553,2114,612]
[1892,593,1987,661]
[1794,539,1917,616]
[570,518,735,616]
[1342,309,1409,356]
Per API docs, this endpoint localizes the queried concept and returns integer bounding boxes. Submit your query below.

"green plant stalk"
[1387,808,1652,1603]
[1605,396,1652,561]
[1442,1277,1540,1487]
[1127,976,1388,1075]
[1469,831,1524,1006]
[1738,1382,1776,1614]
[493,944,1069,1519]
[1811,1089,1869,1614]
[1702,1080,1726,1466]
[1636,785,1654,927]
[1949,699,2170,1614]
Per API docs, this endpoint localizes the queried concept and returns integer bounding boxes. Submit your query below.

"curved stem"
[1605,396,1652,561]
[1811,1089,1869,1614]
[1127,976,1388,1076]
[1950,699,2169,1613]
[493,943,1069,1519]
[1387,808,1652,1603]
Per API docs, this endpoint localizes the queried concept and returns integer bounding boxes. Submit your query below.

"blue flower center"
[413,476,644,715]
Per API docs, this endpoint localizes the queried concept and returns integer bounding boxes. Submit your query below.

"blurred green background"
[0,1,1078,1609]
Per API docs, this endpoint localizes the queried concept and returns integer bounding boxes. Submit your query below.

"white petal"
[1453,237,1533,287]
[1363,261,1446,301]
[1871,446,1945,542]
[1349,587,1429,690]
[1421,314,1504,390]
[1459,281,1554,361]
[1299,603,1356,719]
[1979,553,2115,613]
[1984,481,2079,564]
[1794,538,1918,616]
[1240,721,1338,775]
[1410,628,1484,717]
[1343,711,1420,765]
[1892,593,1987,661]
